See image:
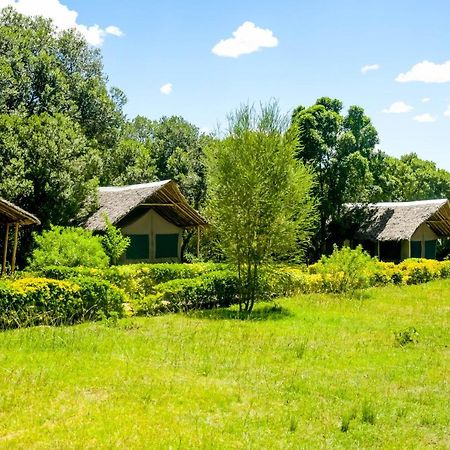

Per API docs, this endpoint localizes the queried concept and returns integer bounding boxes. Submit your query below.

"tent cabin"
[344,199,450,262]
[0,198,40,274]
[84,180,207,263]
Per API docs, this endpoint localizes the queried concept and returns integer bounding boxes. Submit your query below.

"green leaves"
[101,215,130,265]
[206,102,317,311]
[29,226,109,270]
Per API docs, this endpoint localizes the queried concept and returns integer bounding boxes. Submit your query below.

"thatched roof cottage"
[85,180,207,263]
[0,198,40,274]
[345,199,450,261]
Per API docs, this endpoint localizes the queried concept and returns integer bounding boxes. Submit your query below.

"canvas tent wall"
[344,199,450,261]
[84,180,207,263]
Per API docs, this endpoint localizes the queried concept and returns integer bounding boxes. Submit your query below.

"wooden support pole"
[197,226,201,258]
[11,223,19,274]
[2,223,10,276]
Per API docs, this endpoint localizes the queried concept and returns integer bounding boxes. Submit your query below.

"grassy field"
[0,281,448,449]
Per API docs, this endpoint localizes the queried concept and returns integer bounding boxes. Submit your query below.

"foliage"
[136,270,239,315]
[206,101,317,312]
[101,214,130,265]
[311,245,378,292]
[33,262,226,298]
[0,276,124,329]
[290,98,380,257]
[0,113,100,228]
[394,327,419,347]
[0,7,124,147]
[275,254,450,296]
[28,226,108,270]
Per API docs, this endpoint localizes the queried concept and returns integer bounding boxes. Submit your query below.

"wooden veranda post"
[2,223,10,275]
[197,226,201,257]
[11,223,19,273]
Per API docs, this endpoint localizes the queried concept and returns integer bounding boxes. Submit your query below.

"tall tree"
[0,113,100,227]
[290,98,379,257]
[0,7,124,148]
[206,102,317,312]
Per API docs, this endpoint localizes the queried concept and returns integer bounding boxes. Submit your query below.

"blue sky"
[3,0,450,169]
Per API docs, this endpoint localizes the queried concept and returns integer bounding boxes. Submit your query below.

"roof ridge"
[99,180,171,192]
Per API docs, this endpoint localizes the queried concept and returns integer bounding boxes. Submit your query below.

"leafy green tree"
[28,226,108,269]
[0,7,124,148]
[290,98,379,256]
[101,214,130,265]
[0,113,100,227]
[206,102,317,312]
[101,119,157,186]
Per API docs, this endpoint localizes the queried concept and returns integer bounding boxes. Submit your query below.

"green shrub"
[34,262,226,298]
[70,276,126,320]
[136,271,239,315]
[310,245,377,293]
[394,327,419,347]
[0,276,125,329]
[101,214,130,265]
[29,226,108,270]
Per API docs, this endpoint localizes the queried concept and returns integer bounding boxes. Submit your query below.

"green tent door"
[155,234,179,259]
[410,241,421,258]
[126,234,150,260]
[425,240,437,259]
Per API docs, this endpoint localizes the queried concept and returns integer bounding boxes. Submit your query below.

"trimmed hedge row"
[280,258,450,294]
[23,256,450,319]
[35,263,225,299]
[135,270,239,315]
[0,277,125,329]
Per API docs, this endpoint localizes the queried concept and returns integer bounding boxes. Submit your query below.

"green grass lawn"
[0,281,449,449]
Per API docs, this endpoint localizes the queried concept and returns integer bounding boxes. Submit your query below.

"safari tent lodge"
[345,199,450,262]
[0,198,40,274]
[84,180,207,263]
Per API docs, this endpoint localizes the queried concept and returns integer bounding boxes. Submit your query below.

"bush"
[34,262,226,298]
[0,276,125,329]
[29,226,109,270]
[101,215,130,265]
[373,259,450,286]
[394,327,419,347]
[311,245,377,293]
[135,271,239,315]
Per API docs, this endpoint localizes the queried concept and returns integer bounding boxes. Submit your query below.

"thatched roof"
[0,198,40,226]
[346,199,450,241]
[84,180,207,231]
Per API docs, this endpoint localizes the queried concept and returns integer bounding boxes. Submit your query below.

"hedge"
[34,262,225,298]
[135,270,240,315]
[0,277,125,329]
[25,256,450,318]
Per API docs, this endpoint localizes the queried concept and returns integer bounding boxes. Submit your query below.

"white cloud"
[382,101,413,114]
[160,83,173,95]
[396,60,450,83]
[361,63,380,74]
[212,21,278,58]
[413,113,436,123]
[0,0,123,46]
[105,25,124,37]
[444,105,450,117]
[421,97,431,103]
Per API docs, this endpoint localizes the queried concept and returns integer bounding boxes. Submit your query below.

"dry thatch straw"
[345,199,450,241]
[84,180,207,231]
